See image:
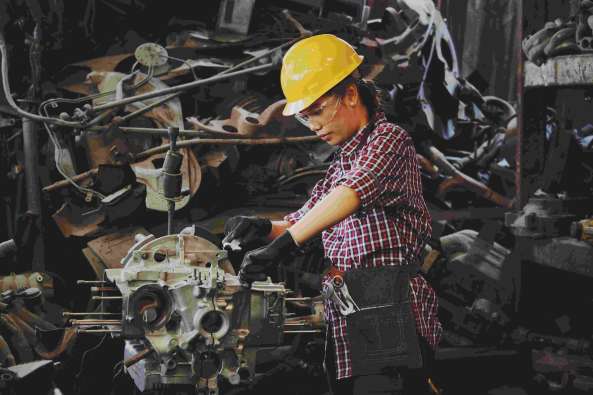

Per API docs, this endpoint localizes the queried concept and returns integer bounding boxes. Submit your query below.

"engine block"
[104,229,287,394]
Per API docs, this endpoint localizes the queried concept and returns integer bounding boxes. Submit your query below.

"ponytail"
[355,78,381,117]
[328,73,382,117]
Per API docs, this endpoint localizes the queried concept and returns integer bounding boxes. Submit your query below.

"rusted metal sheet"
[525,54,593,87]
[73,53,132,73]
[187,99,287,137]
[82,248,105,279]
[52,202,105,237]
[86,227,150,269]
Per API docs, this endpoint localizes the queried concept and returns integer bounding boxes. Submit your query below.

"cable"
[37,65,155,128]
[40,103,107,199]
[164,55,199,81]
[75,333,108,384]
[112,360,124,382]
[37,65,158,199]
[0,33,83,127]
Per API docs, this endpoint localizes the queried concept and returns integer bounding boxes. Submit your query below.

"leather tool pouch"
[344,265,422,376]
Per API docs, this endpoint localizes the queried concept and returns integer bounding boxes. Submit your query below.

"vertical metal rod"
[22,119,41,216]
[515,0,524,209]
[165,126,179,235]
[23,23,44,272]
[167,201,174,235]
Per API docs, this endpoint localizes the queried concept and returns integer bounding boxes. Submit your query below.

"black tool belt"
[342,265,422,376]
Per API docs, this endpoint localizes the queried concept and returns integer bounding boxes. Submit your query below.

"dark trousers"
[326,335,435,395]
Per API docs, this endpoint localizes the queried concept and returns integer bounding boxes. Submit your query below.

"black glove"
[222,216,272,251]
[239,231,298,285]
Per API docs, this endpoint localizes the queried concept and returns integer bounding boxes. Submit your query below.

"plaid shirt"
[285,112,442,380]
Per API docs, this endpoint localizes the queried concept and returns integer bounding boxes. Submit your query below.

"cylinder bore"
[201,311,224,333]
[196,309,229,339]
[130,285,172,332]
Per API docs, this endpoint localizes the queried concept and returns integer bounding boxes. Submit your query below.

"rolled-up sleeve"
[336,132,414,208]
[284,194,317,224]
[283,161,339,224]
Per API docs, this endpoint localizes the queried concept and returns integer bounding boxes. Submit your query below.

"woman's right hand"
[222,216,272,251]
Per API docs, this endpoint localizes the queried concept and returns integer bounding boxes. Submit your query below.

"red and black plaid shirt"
[285,112,442,380]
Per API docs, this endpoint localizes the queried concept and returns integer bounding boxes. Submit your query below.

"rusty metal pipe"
[124,348,154,368]
[218,38,301,77]
[436,174,513,209]
[425,145,459,177]
[70,319,122,325]
[135,135,320,160]
[42,168,98,193]
[117,93,180,124]
[63,312,120,317]
[120,125,238,138]
[91,296,123,301]
[426,145,513,208]
[36,327,78,360]
[184,118,253,136]
[42,134,321,193]
[76,280,108,285]
[282,9,313,37]
[90,287,118,293]
[76,329,121,333]
[91,62,275,112]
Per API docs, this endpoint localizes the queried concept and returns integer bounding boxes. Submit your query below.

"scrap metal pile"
[522,0,593,65]
[1,0,593,394]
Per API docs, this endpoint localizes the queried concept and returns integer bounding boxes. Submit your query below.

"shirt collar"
[338,111,387,156]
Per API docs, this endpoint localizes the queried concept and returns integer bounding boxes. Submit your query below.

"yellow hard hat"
[280,34,364,116]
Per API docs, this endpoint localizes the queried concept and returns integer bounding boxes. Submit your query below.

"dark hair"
[327,73,381,117]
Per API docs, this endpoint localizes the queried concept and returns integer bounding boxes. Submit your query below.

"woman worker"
[223,34,441,395]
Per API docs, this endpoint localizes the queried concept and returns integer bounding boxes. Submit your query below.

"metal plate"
[525,54,593,87]
[134,43,169,67]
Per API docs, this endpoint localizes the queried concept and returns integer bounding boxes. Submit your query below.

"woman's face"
[296,85,368,146]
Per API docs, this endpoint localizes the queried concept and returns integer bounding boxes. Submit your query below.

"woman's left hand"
[238,231,298,285]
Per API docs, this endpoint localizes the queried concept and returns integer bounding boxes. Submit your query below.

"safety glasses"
[294,95,341,128]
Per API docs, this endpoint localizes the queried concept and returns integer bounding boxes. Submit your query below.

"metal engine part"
[505,197,593,238]
[433,229,514,343]
[577,1,593,51]
[104,230,288,394]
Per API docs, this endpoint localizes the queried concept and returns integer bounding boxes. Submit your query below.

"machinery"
[3,1,593,394]
[68,227,321,394]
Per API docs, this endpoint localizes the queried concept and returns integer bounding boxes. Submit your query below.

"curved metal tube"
[135,135,320,160]
[0,33,83,127]
[425,145,513,208]
[91,62,275,112]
